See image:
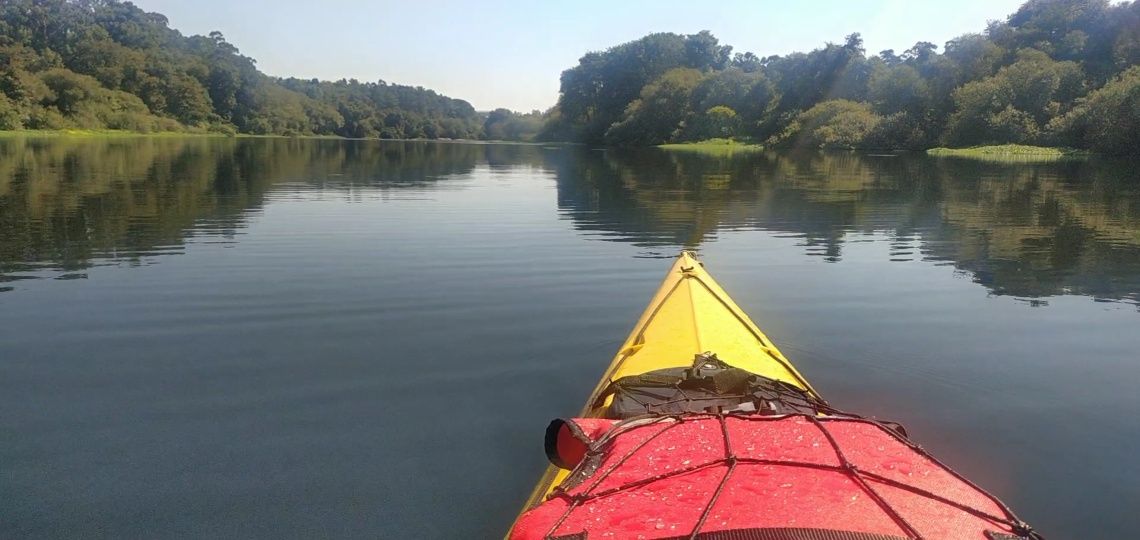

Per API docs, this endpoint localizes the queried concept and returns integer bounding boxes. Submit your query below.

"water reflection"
[552,148,1140,305]
[1,137,1139,305]
[0,137,486,279]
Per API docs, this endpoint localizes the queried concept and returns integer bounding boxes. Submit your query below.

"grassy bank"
[0,129,233,138]
[657,138,763,155]
[926,144,1087,161]
[0,130,486,142]
[0,129,358,139]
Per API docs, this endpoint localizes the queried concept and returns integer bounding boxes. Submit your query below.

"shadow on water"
[0,137,487,279]
[2,136,1140,307]
[549,147,1140,306]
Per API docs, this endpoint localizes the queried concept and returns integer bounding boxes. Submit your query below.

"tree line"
[539,0,1140,155]
[3,0,1137,152]
[0,0,547,140]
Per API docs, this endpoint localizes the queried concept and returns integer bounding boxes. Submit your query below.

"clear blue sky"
[132,0,1026,112]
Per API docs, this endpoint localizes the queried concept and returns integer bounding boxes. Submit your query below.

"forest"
[540,0,1140,154]
[1,0,1138,153]
[0,0,502,139]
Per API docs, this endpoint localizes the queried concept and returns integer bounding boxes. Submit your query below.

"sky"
[132,0,1027,112]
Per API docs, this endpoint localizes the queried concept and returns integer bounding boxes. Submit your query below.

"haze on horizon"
[130,0,1025,112]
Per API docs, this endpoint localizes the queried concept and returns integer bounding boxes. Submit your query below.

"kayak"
[509,251,1041,540]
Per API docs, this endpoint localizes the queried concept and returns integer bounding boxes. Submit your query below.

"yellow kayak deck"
[517,251,818,515]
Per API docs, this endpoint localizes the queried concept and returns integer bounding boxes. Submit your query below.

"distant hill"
[0,0,490,138]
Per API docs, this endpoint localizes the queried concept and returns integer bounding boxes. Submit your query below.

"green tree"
[863,112,929,150]
[39,68,100,115]
[680,105,740,140]
[543,32,732,143]
[731,52,762,72]
[483,108,513,140]
[685,30,732,71]
[868,64,930,115]
[1049,66,1140,155]
[774,100,881,149]
[604,68,703,146]
[762,33,868,124]
[942,49,1084,145]
[482,108,544,141]
[0,93,21,129]
[942,34,1003,84]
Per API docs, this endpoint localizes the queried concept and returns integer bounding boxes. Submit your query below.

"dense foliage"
[481,108,544,141]
[3,0,1138,151]
[541,0,1140,154]
[0,0,490,138]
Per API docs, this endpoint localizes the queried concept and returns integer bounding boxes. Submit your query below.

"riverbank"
[0,133,1098,162]
[926,144,1087,160]
[0,129,229,138]
[0,130,541,144]
[657,138,764,154]
[0,129,360,139]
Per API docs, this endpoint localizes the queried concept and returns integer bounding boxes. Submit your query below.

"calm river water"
[1,137,1138,538]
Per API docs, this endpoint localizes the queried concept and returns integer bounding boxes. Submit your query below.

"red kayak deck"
[512,414,1037,540]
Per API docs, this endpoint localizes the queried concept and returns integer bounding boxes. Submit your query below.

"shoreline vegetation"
[0,131,1098,163]
[1,0,1137,155]
[927,144,1088,160]
[0,1,535,141]
[0,129,563,146]
[537,1,1140,156]
[657,138,764,154]
[0,129,226,138]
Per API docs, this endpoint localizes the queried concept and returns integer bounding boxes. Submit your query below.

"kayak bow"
[510,251,1040,540]
[519,251,817,510]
